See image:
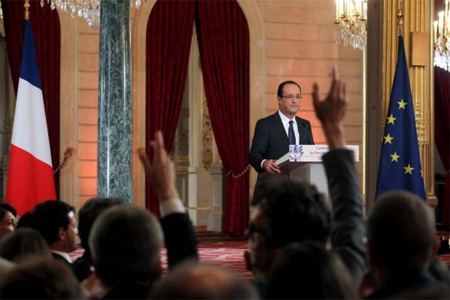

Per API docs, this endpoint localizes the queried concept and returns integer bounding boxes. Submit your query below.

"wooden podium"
[259,145,359,198]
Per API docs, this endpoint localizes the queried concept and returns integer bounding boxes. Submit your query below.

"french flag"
[5,20,56,216]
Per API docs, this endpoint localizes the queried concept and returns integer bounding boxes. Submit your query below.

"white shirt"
[51,250,72,263]
[278,111,300,145]
[260,111,301,169]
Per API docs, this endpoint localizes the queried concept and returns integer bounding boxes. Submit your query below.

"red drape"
[145,0,196,215]
[196,0,250,236]
[2,0,61,197]
[434,67,450,226]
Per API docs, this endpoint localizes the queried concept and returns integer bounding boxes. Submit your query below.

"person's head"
[247,179,331,275]
[151,262,259,299]
[0,227,51,263]
[89,205,163,288]
[0,256,83,299]
[0,203,17,239]
[78,197,123,253]
[27,201,77,253]
[266,242,356,299]
[277,80,302,119]
[367,191,436,275]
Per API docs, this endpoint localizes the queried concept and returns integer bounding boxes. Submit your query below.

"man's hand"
[263,159,281,174]
[138,131,179,201]
[312,67,348,149]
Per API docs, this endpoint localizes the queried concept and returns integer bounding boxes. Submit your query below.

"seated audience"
[73,197,123,281]
[0,227,51,263]
[151,262,259,299]
[265,242,357,299]
[0,203,17,240]
[246,68,366,295]
[0,256,84,299]
[366,190,448,299]
[23,200,77,268]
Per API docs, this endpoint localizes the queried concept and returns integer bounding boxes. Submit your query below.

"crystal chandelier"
[434,0,450,71]
[334,0,368,51]
[40,0,147,27]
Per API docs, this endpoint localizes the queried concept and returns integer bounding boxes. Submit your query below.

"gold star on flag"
[387,114,396,125]
[404,164,414,175]
[384,133,394,144]
[390,152,400,162]
[398,99,407,109]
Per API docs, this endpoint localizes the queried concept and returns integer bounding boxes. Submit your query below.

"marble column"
[97,0,132,202]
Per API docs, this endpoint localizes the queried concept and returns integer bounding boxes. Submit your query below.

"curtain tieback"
[53,147,75,174]
[225,165,250,179]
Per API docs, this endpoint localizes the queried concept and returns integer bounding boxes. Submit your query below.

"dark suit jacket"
[248,112,314,173]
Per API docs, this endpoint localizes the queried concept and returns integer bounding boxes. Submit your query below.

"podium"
[259,145,359,198]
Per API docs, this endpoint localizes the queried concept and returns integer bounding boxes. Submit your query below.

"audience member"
[151,262,259,299]
[0,203,17,240]
[0,257,14,281]
[89,205,163,299]
[265,241,356,299]
[0,256,84,299]
[366,190,446,299]
[83,131,198,299]
[73,197,123,281]
[0,227,51,263]
[246,68,366,296]
[25,200,77,267]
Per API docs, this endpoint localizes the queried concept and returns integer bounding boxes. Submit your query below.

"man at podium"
[248,80,314,177]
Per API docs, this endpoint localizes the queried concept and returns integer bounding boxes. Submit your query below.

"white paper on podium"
[276,145,359,164]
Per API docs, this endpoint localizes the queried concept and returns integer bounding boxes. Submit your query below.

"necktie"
[288,120,296,145]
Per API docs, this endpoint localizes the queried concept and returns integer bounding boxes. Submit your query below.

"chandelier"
[434,0,450,71]
[40,0,147,27]
[334,0,368,51]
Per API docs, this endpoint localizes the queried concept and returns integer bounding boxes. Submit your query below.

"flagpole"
[24,0,30,20]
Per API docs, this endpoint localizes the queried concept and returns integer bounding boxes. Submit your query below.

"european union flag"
[375,36,426,200]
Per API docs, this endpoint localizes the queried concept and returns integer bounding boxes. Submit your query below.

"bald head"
[368,191,436,271]
[151,262,259,299]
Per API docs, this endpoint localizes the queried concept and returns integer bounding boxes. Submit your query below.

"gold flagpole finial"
[397,0,404,36]
[24,0,30,20]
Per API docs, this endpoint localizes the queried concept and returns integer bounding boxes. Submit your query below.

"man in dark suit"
[248,80,314,175]
[25,201,78,269]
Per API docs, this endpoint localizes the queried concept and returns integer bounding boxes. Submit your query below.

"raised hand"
[312,67,348,149]
[139,131,179,201]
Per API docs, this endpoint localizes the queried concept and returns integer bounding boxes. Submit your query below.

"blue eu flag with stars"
[375,36,426,200]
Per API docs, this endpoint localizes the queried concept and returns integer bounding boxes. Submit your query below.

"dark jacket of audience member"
[0,227,51,263]
[0,256,84,299]
[266,242,357,299]
[72,197,123,281]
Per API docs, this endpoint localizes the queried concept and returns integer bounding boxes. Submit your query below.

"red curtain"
[145,0,196,215]
[2,0,61,197]
[434,67,450,226]
[196,0,250,236]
